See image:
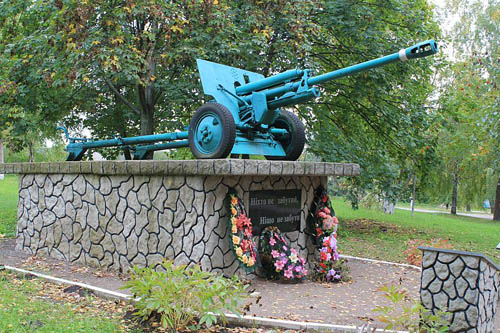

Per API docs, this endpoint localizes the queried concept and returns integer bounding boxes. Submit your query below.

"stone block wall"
[420,247,500,332]
[3,160,360,277]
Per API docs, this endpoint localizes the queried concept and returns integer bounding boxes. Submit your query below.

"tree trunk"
[451,166,458,215]
[0,139,4,180]
[466,203,471,212]
[494,171,500,221]
[491,200,495,214]
[411,174,416,217]
[28,141,34,163]
[138,79,155,160]
[137,54,157,160]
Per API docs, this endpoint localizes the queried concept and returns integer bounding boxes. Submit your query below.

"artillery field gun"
[59,40,438,161]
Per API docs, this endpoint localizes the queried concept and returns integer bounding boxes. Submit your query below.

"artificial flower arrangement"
[258,226,308,281]
[228,191,257,270]
[309,188,346,282]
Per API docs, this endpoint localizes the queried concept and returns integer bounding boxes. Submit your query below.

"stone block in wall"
[419,247,500,332]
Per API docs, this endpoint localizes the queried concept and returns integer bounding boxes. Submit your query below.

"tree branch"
[101,75,141,115]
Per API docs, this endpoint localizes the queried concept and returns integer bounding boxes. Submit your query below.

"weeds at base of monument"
[122,259,249,331]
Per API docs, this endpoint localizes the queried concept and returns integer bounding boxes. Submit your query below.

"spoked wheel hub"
[189,103,236,159]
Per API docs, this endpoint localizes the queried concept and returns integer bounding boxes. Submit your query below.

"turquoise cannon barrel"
[234,39,438,110]
[193,39,437,160]
[60,40,438,161]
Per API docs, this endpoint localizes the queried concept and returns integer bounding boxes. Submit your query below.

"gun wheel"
[189,103,236,159]
[266,110,305,161]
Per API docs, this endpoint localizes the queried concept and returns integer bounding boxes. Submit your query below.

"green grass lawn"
[0,175,18,237]
[0,270,126,332]
[334,197,500,264]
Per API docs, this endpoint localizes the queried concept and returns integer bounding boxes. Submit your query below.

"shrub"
[373,285,449,332]
[404,239,452,266]
[123,260,248,330]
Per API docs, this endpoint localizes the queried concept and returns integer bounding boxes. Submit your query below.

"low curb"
[338,255,421,271]
[0,261,411,332]
[2,265,132,301]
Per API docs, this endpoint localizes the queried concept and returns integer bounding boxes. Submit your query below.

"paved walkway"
[0,238,420,329]
[3,238,500,330]
[396,207,494,220]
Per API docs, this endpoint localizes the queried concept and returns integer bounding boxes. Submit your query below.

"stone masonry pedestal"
[0,160,359,277]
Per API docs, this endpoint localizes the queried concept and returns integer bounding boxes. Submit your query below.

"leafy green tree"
[442,0,500,219]
[0,1,75,160]
[303,0,440,207]
[1,0,443,208]
[1,0,318,159]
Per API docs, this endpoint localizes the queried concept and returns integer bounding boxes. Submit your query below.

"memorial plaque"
[249,189,301,235]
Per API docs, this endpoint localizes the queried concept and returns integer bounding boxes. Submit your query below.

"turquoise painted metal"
[60,40,438,161]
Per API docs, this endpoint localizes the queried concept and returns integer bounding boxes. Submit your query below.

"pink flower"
[269,238,276,246]
[290,248,297,255]
[329,236,337,249]
[280,257,288,265]
[324,207,330,214]
[295,265,303,273]
[326,269,336,279]
[274,260,285,271]
[323,218,333,230]
[333,216,338,224]
[299,257,306,265]
[302,269,308,276]
[318,212,327,218]
[282,245,288,251]
[284,267,294,279]
[271,250,279,258]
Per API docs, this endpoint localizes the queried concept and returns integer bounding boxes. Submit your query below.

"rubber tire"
[266,110,305,161]
[189,103,236,159]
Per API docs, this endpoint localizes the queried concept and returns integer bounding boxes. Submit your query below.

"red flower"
[321,252,328,261]
[320,262,327,269]
[316,227,323,236]
[236,214,245,229]
[241,239,249,252]
[244,227,253,237]
[242,216,252,228]
[321,195,328,203]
